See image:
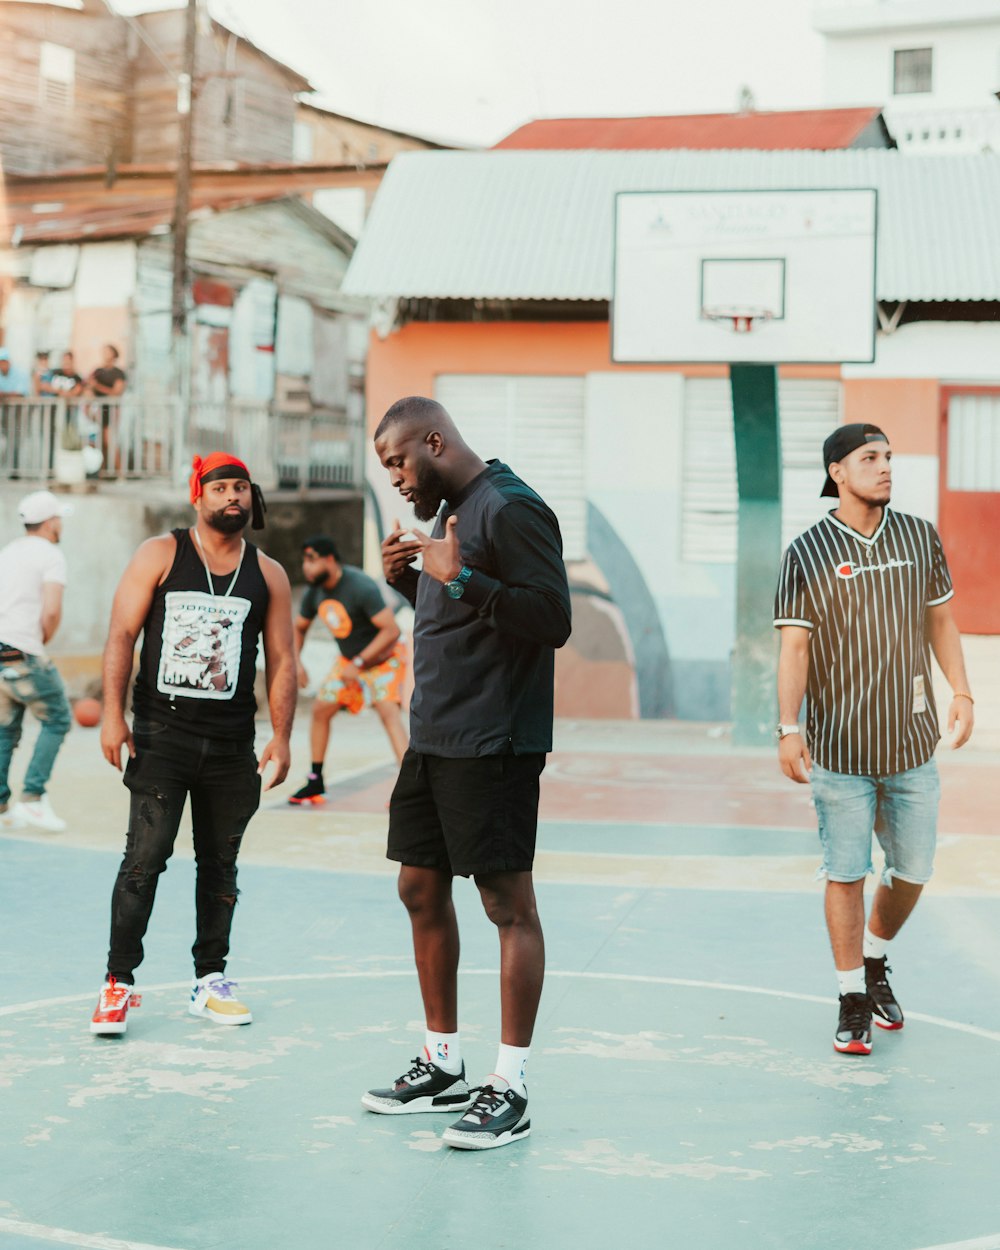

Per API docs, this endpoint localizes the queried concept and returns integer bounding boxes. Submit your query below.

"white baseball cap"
[18,490,73,525]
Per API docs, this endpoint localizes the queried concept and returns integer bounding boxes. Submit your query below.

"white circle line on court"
[0,1215,184,1250]
[3,969,1000,1044]
[914,1238,1000,1250]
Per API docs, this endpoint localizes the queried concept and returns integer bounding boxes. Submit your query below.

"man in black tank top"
[90,453,296,1037]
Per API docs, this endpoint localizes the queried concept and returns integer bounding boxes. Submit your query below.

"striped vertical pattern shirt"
[774,508,954,777]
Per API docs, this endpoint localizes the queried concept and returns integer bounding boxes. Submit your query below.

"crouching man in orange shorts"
[289,535,408,804]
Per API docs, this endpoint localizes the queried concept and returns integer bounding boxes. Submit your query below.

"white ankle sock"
[490,1043,530,1096]
[863,926,891,961]
[836,966,866,997]
[424,1030,461,1074]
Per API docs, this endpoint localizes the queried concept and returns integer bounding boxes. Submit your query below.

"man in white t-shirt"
[0,491,74,833]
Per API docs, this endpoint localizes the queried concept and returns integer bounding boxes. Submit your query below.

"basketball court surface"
[1,714,998,1250]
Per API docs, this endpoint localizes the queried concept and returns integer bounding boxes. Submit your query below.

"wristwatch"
[776,724,801,741]
[444,565,473,600]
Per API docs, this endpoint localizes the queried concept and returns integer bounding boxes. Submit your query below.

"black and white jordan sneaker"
[361,1054,474,1115]
[442,1083,531,1150]
[865,956,905,1030]
[834,992,874,1055]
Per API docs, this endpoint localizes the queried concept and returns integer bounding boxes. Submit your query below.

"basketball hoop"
[701,306,776,334]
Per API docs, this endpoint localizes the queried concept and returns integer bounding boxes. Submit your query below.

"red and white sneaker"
[90,977,141,1036]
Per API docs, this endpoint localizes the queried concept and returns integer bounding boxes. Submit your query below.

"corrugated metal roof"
[6,164,383,247]
[494,108,887,151]
[341,149,1000,303]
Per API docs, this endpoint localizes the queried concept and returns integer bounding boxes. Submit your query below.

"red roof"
[494,108,888,152]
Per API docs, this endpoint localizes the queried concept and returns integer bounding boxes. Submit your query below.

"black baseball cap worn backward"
[820,423,889,498]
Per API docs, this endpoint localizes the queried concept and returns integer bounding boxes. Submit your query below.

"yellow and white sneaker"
[189,973,252,1025]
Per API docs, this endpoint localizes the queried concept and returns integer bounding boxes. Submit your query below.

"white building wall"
[845,322,1000,381]
[820,11,1000,151]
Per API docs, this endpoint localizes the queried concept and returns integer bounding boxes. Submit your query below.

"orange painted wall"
[842,378,939,455]
[72,307,131,377]
[365,321,839,431]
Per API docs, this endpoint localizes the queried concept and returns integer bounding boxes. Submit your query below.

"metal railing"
[0,398,363,492]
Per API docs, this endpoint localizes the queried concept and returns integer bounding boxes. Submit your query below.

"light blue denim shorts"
[809,758,941,886]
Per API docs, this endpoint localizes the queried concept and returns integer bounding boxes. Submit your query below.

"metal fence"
[0,398,363,492]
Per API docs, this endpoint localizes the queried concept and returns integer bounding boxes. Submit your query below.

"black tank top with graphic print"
[132,528,269,740]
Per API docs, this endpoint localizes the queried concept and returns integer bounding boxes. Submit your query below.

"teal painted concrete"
[1,718,998,1250]
[2,839,1000,1250]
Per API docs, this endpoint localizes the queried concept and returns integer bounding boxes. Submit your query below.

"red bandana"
[189,452,252,504]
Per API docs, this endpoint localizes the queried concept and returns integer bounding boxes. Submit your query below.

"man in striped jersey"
[774,423,974,1055]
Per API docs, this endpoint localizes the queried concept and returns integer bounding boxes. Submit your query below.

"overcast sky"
[108,0,829,146]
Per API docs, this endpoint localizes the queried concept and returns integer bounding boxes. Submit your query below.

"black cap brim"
[820,473,839,498]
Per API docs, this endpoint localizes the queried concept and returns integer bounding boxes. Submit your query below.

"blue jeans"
[106,718,261,982]
[810,758,941,886]
[0,654,72,807]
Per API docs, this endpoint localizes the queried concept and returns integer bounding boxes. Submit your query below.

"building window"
[893,47,932,95]
[39,41,75,109]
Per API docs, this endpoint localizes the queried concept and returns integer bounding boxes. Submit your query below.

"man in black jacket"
[361,395,571,1150]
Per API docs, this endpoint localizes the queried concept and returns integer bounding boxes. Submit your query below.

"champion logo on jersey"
[835,557,914,580]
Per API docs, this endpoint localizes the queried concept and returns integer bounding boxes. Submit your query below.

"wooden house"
[0,0,131,174]
[0,0,310,176]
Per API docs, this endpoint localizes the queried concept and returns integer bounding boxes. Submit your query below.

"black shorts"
[387,749,546,878]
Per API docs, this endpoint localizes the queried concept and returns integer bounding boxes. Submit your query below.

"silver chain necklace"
[192,527,245,599]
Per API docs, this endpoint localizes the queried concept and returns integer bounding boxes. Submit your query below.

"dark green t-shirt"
[299,566,387,658]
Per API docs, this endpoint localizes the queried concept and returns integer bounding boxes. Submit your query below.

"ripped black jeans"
[106,718,261,983]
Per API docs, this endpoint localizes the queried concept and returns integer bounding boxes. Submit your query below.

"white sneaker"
[0,807,26,832]
[189,973,252,1025]
[13,796,66,833]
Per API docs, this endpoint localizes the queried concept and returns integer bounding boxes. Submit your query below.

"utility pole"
[170,0,196,338]
[169,0,197,478]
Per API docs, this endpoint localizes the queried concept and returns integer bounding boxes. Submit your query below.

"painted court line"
[3,970,1000,1043]
[0,1216,183,1250]
[915,1237,1000,1250]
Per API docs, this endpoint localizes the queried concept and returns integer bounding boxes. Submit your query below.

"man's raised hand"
[415,515,462,585]
[381,518,422,584]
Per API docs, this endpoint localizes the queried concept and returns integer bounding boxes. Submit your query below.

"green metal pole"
[730,363,782,746]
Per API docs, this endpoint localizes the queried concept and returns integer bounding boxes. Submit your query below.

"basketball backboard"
[611,188,877,364]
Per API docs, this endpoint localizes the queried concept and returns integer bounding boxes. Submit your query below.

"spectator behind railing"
[40,351,85,400]
[0,349,29,397]
[85,344,127,472]
[86,344,126,400]
[32,351,53,397]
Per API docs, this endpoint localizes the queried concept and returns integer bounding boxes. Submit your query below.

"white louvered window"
[947,392,1000,490]
[681,377,842,563]
[434,375,586,561]
[39,42,74,110]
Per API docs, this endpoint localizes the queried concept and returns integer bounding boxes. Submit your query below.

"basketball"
[74,697,102,728]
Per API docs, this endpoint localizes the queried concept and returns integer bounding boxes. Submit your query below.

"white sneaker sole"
[189,1003,252,1025]
[443,1121,531,1150]
[90,1019,127,1036]
[361,1090,474,1115]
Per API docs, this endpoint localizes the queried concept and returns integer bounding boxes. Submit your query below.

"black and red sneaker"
[288,773,326,806]
[866,956,904,1030]
[834,992,873,1055]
